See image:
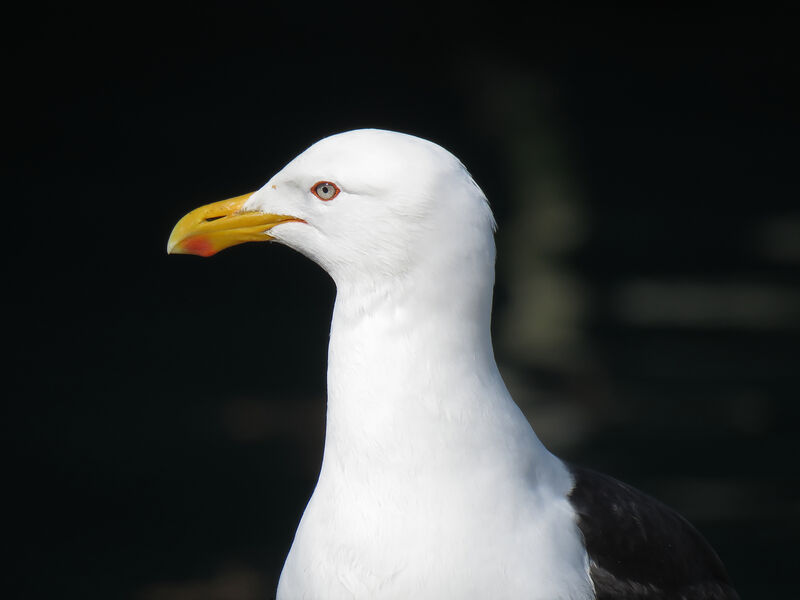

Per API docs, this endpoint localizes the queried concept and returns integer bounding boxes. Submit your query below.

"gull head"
[168,129,496,290]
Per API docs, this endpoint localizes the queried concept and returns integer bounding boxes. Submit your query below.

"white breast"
[277,455,592,599]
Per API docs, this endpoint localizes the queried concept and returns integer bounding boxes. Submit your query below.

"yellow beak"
[167,192,303,257]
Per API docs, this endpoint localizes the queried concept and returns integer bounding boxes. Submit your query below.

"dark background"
[5,7,798,599]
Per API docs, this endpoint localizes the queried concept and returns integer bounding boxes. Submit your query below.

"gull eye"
[312,181,340,201]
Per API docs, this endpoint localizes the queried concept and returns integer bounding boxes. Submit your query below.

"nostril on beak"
[204,215,225,222]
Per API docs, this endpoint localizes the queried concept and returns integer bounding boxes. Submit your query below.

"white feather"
[244,129,593,599]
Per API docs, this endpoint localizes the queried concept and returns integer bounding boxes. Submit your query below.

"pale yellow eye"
[312,181,340,201]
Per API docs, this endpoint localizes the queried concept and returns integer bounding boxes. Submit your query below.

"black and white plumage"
[169,129,739,599]
[569,466,738,599]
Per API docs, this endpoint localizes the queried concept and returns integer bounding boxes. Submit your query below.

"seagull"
[168,129,739,599]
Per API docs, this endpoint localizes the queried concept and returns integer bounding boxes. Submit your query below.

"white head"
[168,129,497,313]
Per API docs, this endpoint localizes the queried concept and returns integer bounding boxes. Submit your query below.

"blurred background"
[5,7,798,599]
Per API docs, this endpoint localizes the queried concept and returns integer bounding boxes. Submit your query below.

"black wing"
[567,464,739,600]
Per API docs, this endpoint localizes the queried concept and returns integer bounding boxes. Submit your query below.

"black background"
[5,6,799,598]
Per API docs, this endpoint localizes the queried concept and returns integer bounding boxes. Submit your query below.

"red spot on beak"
[182,236,216,257]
